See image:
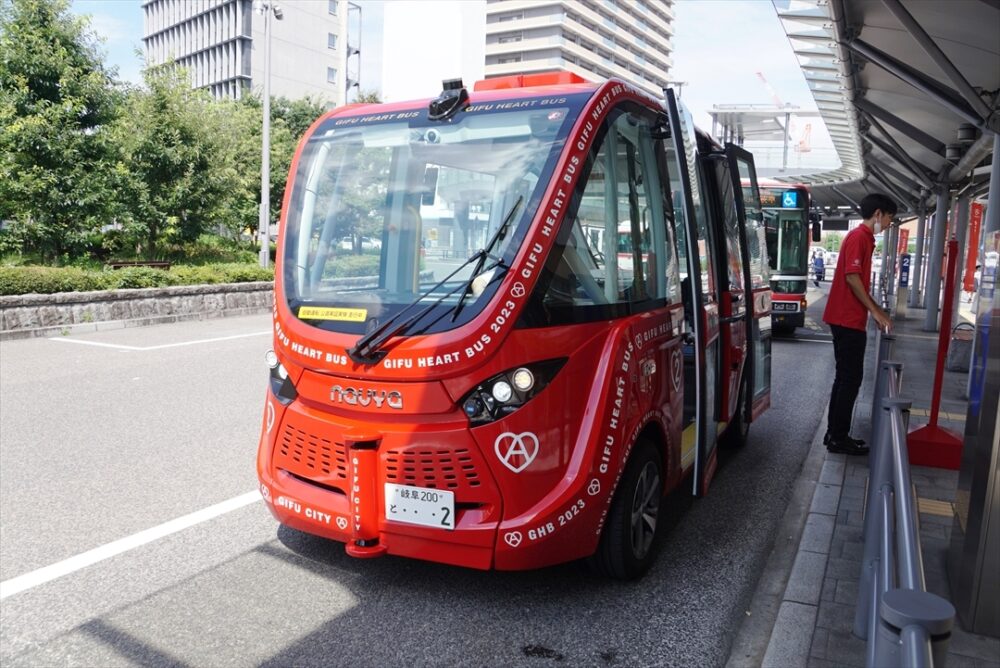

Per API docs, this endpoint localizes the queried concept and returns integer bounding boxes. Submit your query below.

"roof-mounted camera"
[428,78,469,121]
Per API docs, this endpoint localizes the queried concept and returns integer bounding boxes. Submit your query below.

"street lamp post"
[256,1,283,268]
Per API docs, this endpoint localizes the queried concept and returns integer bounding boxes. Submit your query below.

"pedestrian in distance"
[822,193,895,456]
[812,251,825,287]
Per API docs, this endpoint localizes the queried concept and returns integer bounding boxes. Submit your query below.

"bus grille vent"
[384,448,482,490]
[275,422,348,480]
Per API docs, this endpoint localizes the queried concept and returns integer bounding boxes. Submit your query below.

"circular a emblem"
[494,432,539,473]
[511,282,526,298]
[504,531,523,548]
[336,517,348,531]
[259,483,271,501]
[266,401,276,434]
[587,479,601,496]
[671,348,682,392]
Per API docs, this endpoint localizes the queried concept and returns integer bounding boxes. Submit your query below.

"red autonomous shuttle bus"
[257,73,773,579]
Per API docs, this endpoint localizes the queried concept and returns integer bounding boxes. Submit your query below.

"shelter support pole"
[782,112,790,172]
[886,221,900,309]
[923,188,951,331]
[986,134,1000,237]
[950,195,971,329]
[909,197,928,307]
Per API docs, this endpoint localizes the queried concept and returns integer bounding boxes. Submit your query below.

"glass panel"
[735,159,769,289]
[760,187,808,283]
[539,108,678,311]
[281,97,585,335]
[762,209,807,276]
[716,161,745,294]
[752,318,771,400]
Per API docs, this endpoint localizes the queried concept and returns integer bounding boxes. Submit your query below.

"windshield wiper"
[347,196,524,365]
[451,195,523,321]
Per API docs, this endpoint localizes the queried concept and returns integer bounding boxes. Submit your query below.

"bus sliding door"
[727,145,772,418]
[665,90,721,497]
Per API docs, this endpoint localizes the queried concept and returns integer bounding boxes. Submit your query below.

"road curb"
[0,282,272,340]
[725,415,831,667]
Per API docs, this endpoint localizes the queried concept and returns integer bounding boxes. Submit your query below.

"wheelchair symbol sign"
[782,191,798,208]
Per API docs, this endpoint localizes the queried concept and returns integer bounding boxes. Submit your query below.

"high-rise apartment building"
[142,0,351,104]
[483,0,674,100]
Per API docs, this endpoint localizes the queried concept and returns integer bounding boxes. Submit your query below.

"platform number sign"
[781,191,799,208]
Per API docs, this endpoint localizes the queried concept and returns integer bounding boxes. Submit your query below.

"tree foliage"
[111,68,236,257]
[238,94,327,225]
[0,0,338,265]
[354,89,382,104]
[0,0,122,261]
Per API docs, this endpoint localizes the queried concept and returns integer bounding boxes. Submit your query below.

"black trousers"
[827,324,867,439]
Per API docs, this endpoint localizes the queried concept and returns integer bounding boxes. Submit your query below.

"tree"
[238,94,326,229]
[824,232,843,251]
[270,95,328,140]
[0,0,122,261]
[112,67,232,257]
[354,89,382,104]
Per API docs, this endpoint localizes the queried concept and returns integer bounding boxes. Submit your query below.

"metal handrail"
[854,329,956,667]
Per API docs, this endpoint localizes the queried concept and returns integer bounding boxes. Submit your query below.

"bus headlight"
[491,380,513,403]
[460,359,566,425]
[511,368,534,392]
[266,350,298,405]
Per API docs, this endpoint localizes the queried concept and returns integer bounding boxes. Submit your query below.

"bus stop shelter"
[774,0,999,639]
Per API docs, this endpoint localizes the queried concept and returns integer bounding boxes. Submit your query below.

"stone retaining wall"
[0,282,273,340]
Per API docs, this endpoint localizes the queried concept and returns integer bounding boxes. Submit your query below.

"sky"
[68,0,832,158]
[71,0,145,86]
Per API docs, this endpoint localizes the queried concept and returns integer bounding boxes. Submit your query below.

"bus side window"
[532,106,678,320]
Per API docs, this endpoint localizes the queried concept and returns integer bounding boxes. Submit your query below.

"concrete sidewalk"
[728,304,1000,667]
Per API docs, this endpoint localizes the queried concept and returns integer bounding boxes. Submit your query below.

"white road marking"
[48,338,144,351]
[0,491,261,600]
[49,331,270,351]
[786,338,834,344]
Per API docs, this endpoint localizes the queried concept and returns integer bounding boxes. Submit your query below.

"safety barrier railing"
[854,330,956,667]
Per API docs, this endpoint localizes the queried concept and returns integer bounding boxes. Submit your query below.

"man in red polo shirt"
[823,193,895,455]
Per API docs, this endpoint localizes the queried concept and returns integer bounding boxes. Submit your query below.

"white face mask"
[874,220,882,235]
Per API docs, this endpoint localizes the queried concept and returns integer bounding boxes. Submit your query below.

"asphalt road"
[1,287,835,667]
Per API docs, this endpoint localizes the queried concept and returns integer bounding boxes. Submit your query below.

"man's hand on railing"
[874,307,893,333]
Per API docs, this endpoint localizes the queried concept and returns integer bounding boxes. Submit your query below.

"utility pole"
[256,1,283,268]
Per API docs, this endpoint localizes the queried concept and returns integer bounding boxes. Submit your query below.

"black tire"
[589,440,663,580]
[723,380,751,448]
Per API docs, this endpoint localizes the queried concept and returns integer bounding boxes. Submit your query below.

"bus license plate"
[773,302,796,312]
[384,483,455,530]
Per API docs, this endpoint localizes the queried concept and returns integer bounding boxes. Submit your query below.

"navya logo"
[330,386,403,410]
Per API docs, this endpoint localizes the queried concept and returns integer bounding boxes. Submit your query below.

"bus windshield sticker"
[298,306,368,322]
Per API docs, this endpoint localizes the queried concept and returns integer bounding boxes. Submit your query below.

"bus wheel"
[590,440,662,580]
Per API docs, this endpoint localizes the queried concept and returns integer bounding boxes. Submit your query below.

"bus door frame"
[726,144,772,421]
[665,90,720,497]
[705,150,748,426]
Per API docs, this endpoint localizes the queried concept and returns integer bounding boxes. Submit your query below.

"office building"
[142,0,353,104]
[483,0,674,99]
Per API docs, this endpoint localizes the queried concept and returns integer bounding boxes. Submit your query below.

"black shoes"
[824,433,869,456]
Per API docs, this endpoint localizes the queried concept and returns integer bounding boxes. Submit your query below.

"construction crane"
[797,123,812,153]
[756,71,788,109]
[756,71,813,163]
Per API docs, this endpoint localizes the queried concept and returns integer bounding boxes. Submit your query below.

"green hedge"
[331,254,381,278]
[0,263,274,296]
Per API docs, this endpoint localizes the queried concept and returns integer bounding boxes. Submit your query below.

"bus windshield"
[763,208,807,275]
[760,187,808,278]
[281,96,585,335]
